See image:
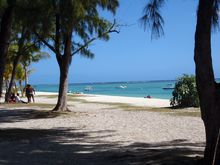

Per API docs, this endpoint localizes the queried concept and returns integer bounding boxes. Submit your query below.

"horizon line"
[34,79,177,86]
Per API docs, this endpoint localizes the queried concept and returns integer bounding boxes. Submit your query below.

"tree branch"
[72,20,119,56]
[34,31,61,56]
[21,40,40,54]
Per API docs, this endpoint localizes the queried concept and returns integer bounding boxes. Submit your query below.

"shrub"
[170,74,199,108]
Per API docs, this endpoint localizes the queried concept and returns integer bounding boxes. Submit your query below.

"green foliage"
[170,74,199,108]
[141,0,220,37]
[3,63,12,81]
[36,0,119,59]
[15,64,25,81]
[141,0,165,39]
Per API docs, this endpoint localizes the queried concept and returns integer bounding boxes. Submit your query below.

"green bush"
[170,74,199,107]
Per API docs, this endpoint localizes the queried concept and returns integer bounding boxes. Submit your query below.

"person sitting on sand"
[144,95,152,99]
[15,93,27,104]
[147,95,152,98]
[9,93,16,103]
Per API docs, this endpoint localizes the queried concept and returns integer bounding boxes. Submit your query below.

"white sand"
[2,92,204,144]
[0,94,205,143]
[81,94,170,107]
[3,88,170,108]
[35,91,58,95]
[0,92,205,164]
[35,92,170,108]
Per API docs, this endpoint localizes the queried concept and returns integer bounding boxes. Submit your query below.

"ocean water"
[34,80,176,99]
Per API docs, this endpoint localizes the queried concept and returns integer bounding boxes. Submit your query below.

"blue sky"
[30,0,220,84]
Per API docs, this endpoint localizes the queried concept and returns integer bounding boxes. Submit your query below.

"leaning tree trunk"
[4,80,9,93]
[52,30,72,112]
[0,2,15,97]
[5,54,22,102]
[194,0,220,164]
[5,29,27,102]
[18,80,23,96]
[23,65,28,86]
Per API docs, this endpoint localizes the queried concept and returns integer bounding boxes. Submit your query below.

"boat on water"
[162,84,175,90]
[84,86,93,91]
[115,85,127,89]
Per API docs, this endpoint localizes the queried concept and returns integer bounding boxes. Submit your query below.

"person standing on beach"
[26,84,35,103]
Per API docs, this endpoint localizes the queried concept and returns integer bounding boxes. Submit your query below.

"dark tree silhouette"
[141,0,220,164]
[194,0,220,164]
[0,0,16,97]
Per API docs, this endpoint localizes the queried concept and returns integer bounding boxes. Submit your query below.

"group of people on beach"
[9,84,35,104]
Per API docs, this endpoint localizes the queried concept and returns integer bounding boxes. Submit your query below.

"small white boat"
[73,91,84,94]
[162,84,175,90]
[115,85,127,89]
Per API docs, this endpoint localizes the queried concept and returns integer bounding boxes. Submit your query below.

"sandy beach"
[35,92,171,107]
[0,92,205,164]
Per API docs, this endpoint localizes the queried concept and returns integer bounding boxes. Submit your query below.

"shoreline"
[35,91,171,108]
[36,91,171,99]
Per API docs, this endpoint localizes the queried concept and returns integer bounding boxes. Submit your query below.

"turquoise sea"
[34,80,176,99]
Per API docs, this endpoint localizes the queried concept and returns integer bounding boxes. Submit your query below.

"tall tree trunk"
[23,65,28,86]
[0,1,15,97]
[18,80,23,96]
[4,80,9,93]
[5,54,22,102]
[5,29,27,102]
[53,30,72,112]
[194,0,220,164]
[52,62,70,111]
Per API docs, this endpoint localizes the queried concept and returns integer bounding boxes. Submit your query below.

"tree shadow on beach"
[0,109,69,123]
[0,127,204,165]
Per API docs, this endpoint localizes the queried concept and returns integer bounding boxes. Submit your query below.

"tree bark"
[194,0,220,164]
[18,80,23,96]
[0,1,15,97]
[52,62,70,111]
[4,80,9,93]
[5,29,27,102]
[23,65,28,86]
[5,54,22,102]
[52,30,72,112]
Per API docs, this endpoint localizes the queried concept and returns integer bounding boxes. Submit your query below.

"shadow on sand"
[0,109,66,123]
[0,109,204,165]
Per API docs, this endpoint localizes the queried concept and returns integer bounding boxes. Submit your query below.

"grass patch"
[8,94,201,118]
[68,97,88,103]
[168,110,201,117]
[37,94,85,99]
[119,105,201,117]
[0,104,74,119]
[115,105,201,117]
[28,110,69,119]
[67,96,201,117]
[36,95,58,99]
[0,102,55,109]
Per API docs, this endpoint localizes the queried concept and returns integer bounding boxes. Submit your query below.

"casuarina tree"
[1,0,48,102]
[34,0,119,111]
[0,0,16,97]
